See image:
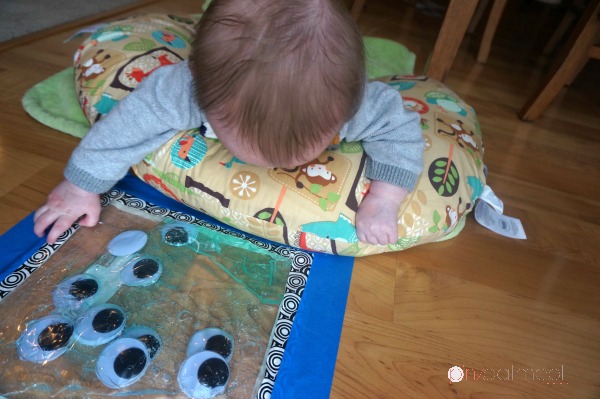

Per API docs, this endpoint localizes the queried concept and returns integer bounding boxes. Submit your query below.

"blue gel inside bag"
[161,221,291,305]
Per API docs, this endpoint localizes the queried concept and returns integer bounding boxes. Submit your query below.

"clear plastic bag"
[0,203,292,398]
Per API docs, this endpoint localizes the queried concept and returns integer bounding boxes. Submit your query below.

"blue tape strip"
[271,252,354,399]
[0,214,47,282]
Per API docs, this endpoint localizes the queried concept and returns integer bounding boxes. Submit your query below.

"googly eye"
[161,223,197,247]
[178,351,230,398]
[96,337,150,388]
[122,326,162,359]
[16,315,74,363]
[53,273,107,312]
[74,303,126,346]
[120,256,163,287]
[108,230,148,256]
[186,328,234,362]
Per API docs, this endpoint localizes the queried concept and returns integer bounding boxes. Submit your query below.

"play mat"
[0,175,354,398]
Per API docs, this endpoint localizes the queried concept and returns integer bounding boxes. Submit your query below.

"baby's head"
[190,0,365,168]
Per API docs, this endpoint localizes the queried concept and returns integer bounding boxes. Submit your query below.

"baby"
[33,0,424,246]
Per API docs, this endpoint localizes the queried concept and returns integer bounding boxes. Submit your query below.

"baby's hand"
[355,181,408,245]
[33,180,101,245]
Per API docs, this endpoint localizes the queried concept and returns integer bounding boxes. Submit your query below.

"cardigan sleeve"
[339,81,424,191]
[65,60,203,193]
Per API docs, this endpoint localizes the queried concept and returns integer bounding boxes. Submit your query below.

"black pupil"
[69,278,98,300]
[138,334,161,358]
[38,322,74,351]
[197,358,229,388]
[92,308,124,333]
[133,259,159,279]
[113,347,147,379]
[165,227,188,245]
[206,335,232,359]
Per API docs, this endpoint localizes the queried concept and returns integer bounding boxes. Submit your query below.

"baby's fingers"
[356,226,382,245]
[33,205,48,223]
[46,215,80,245]
[356,223,397,245]
[78,211,100,228]
[33,208,57,238]
[356,230,368,244]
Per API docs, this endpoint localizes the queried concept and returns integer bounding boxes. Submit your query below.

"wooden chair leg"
[351,0,367,21]
[518,0,600,121]
[543,11,577,55]
[426,0,480,82]
[467,0,490,34]
[476,0,508,63]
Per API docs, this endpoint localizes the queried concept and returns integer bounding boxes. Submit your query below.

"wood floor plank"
[1,0,599,397]
[0,147,53,196]
[402,230,600,318]
[392,267,600,394]
[486,173,600,225]
[344,252,397,321]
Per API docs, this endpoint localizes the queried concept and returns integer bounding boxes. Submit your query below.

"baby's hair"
[190,0,365,166]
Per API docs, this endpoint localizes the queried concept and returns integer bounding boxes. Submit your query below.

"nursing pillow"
[74,14,486,256]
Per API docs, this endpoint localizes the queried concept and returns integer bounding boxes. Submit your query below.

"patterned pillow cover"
[74,14,486,257]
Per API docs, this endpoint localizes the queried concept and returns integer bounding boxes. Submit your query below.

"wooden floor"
[1,0,599,398]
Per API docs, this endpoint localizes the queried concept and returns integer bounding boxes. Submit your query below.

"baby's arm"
[34,61,202,244]
[341,81,424,245]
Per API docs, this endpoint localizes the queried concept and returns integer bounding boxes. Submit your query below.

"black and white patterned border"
[0,189,313,398]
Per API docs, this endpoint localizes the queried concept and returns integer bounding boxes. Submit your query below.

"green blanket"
[22,37,415,138]
[22,67,91,138]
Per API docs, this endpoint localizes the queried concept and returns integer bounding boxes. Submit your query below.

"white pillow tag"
[202,121,218,139]
[479,185,504,214]
[63,24,108,43]
[474,201,527,239]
